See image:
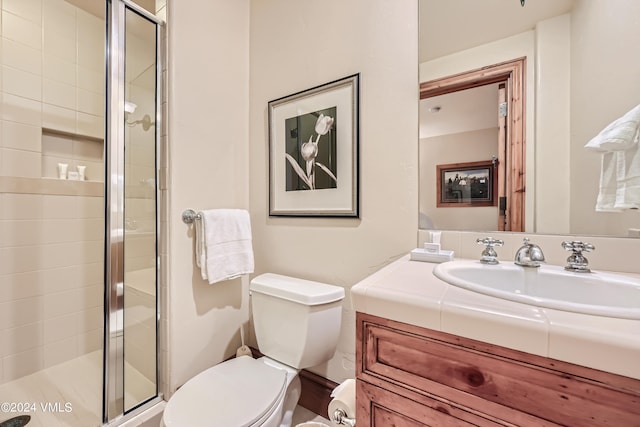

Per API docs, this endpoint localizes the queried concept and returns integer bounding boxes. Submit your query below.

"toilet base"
[258,357,301,427]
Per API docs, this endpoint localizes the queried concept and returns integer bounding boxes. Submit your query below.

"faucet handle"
[562,241,594,273]
[476,237,504,265]
[476,237,504,248]
[561,240,595,253]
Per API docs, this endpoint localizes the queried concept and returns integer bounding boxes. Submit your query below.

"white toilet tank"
[250,273,345,369]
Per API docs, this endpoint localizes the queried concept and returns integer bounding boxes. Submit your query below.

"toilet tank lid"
[250,273,345,305]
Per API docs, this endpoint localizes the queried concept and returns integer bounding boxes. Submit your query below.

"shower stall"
[0,0,163,425]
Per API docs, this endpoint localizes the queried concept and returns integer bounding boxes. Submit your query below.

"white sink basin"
[433,260,640,319]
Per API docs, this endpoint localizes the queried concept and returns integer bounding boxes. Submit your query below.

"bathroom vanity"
[352,256,640,426]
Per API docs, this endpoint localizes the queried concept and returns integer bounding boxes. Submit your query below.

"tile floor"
[292,405,332,426]
[0,352,333,427]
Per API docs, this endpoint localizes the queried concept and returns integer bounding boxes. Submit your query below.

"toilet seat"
[162,356,287,427]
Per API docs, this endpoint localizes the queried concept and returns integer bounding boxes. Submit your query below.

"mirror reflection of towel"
[585,104,640,211]
[195,209,254,284]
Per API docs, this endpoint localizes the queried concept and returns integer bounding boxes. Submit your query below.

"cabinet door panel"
[357,380,505,427]
[357,313,640,427]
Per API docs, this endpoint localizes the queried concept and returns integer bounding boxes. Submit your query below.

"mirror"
[419,0,640,237]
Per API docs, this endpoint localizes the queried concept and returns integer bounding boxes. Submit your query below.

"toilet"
[162,273,345,427]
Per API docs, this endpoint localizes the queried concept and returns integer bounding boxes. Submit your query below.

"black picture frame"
[268,74,360,217]
[436,160,497,207]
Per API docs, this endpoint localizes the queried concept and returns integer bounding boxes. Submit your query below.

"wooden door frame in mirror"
[420,57,526,232]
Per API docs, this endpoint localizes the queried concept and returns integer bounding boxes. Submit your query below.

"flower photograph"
[268,74,359,217]
[285,108,337,191]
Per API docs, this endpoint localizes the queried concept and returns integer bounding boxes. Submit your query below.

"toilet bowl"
[161,356,297,427]
[162,273,344,427]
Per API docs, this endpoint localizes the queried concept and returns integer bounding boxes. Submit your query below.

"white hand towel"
[585,104,640,152]
[613,142,640,210]
[595,151,619,211]
[195,209,254,284]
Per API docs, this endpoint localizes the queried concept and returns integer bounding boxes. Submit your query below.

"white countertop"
[351,255,640,380]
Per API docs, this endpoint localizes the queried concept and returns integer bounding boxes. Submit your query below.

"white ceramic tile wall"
[0,0,109,386]
[0,192,104,384]
[1,0,162,386]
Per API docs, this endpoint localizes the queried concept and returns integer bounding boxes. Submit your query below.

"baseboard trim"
[298,369,338,418]
[248,347,337,418]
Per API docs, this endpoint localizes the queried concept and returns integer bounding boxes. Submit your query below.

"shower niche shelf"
[41,128,104,183]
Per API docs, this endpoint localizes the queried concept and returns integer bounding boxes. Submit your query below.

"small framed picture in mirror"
[436,160,497,207]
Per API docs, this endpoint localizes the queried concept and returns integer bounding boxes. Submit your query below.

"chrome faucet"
[476,237,504,264]
[562,241,595,273]
[514,238,545,268]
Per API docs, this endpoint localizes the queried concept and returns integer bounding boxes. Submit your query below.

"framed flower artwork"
[268,74,360,217]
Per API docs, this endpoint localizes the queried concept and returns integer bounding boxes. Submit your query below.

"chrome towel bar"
[181,209,201,224]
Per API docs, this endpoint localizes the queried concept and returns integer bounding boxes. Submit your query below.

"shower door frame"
[105,0,164,424]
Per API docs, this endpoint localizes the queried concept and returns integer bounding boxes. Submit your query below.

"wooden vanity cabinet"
[356,312,640,427]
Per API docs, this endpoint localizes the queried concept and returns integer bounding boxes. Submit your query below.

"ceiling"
[420,84,500,139]
[419,0,575,139]
[419,0,575,62]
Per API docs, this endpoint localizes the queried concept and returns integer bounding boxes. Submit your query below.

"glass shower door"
[105,0,161,422]
[123,5,159,414]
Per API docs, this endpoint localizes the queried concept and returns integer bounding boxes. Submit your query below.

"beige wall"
[570,0,640,235]
[166,0,418,392]
[249,0,418,382]
[166,0,250,393]
[420,128,499,231]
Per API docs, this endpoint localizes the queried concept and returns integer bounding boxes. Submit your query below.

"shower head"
[124,101,137,114]
[127,114,155,131]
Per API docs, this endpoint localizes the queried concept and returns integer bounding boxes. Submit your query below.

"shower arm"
[126,114,155,131]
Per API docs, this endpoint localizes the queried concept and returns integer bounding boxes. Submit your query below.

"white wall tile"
[0,147,40,177]
[0,270,44,303]
[3,346,43,381]
[0,295,44,329]
[43,29,76,63]
[2,38,42,75]
[2,0,42,25]
[42,103,75,134]
[2,10,42,50]
[1,120,41,151]
[2,65,41,101]
[0,219,43,247]
[0,0,111,384]
[43,78,76,110]
[43,53,77,86]
[43,0,76,40]
[0,193,43,219]
[77,88,103,116]
[44,335,78,368]
[77,12,104,72]
[0,321,43,357]
[44,312,79,344]
[76,111,104,139]
[1,93,42,127]
[77,65,104,95]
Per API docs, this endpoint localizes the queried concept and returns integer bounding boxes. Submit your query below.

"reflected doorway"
[420,58,526,232]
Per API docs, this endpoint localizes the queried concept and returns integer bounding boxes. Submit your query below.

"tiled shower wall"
[0,190,104,384]
[0,0,105,384]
